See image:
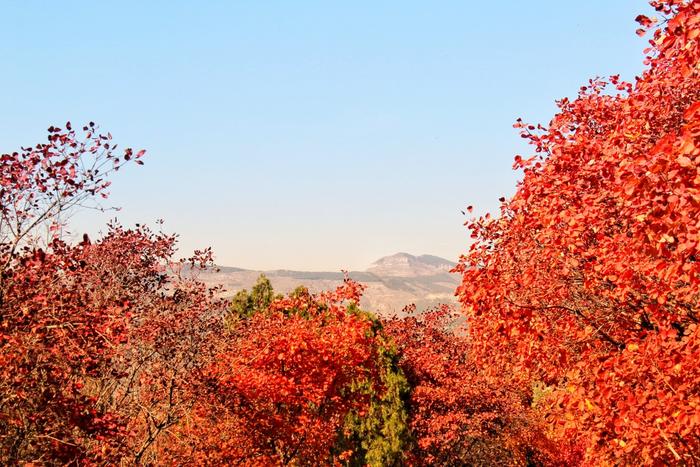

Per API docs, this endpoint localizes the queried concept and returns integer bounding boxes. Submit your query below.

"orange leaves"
[167,282,383,465]
[456,0,700,463]
[685,101,700,120]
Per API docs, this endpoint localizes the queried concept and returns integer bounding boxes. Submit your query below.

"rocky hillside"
[196,253,460,316]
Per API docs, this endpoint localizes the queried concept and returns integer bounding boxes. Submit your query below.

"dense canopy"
[1,0,698,465]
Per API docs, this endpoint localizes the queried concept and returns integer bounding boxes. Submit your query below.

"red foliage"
[0,124,147,463]
[5,3,698,464]
[0,125,226,464]
[0,123,382,464]
[457,1,700,463]
[0,237,132,462]
[162,280,382,465]
[385,305,578,465]
[0,123,144,255]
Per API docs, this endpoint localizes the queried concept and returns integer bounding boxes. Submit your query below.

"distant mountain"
[195,253,460,317]
[367,252,455,277]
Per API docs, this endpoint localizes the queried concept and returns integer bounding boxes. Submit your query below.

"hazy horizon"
[213,251,455,273]
[0,1,651,270]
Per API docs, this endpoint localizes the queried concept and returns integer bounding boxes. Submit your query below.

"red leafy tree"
[0,237,133,462]
[0,122,144,258]
[0,124,145,463]
[161,279,385,465]
[97,227,226,465]
[385,305,577,465]
[456,1,700,463]
[0,125,226,464]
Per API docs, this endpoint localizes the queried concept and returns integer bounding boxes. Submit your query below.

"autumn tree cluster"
[1,0,698,465]
[0,125,552,464]
[0,126,228,463]
[457,0,700,463]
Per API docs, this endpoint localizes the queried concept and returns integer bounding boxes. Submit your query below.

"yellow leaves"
[659,233,675,244]
[585,398,596,411]
[653,32,666,47]
[627,343,639,352]
[613,438,627,448]
[673,363,682,373]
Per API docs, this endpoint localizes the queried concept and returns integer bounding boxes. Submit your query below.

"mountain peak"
[367,253,455,277]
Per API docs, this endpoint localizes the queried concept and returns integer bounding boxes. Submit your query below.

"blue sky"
[0,1,650,270]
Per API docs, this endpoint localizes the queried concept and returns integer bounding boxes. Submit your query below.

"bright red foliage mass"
[0,125,226,464]
[160,280,384,465]
[0,124,394,464]
[2,2,698,465]
[456,0,700,463]
[385,305,579,465]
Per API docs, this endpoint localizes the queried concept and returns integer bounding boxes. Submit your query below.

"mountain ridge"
[197,253,460,316]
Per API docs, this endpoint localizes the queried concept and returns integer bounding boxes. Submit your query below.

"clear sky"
[0,1,651,271]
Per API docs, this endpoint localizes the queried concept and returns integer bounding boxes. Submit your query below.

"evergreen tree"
[227,273,278,319]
